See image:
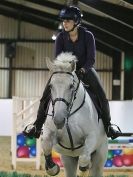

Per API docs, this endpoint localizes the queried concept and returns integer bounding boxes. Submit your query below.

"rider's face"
[62,19,75,32]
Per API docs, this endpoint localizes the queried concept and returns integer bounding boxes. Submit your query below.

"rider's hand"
[77,68,86,80]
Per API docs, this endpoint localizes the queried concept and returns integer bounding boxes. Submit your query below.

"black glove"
[76,68,85,80]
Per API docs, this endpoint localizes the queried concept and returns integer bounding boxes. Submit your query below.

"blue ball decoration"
[113,149,122,156]
[104,159,113,167]
[30,145,36,156]
[17,133,26,146]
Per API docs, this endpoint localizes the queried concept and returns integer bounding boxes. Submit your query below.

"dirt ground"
[0,136,133,177]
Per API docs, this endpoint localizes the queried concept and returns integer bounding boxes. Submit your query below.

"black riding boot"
[23,80,51,138]
[82,68,121,140]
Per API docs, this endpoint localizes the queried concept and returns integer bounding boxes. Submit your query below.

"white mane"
[56,52,77,63]
[53,52,77,72]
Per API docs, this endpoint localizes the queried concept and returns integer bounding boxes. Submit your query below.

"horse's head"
[46,52,78,129]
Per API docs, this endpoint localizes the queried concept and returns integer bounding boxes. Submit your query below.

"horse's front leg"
[61,155,79,177]
[79,132,97,169]
[42,127,60,176]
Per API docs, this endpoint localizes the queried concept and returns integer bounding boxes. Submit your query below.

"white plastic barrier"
[11,97,41,170]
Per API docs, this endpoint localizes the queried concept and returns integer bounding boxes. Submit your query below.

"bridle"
[50,71,86,151]
[51,71,79,115]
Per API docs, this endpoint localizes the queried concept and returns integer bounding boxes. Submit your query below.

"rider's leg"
[82,68,121,139]
[23,79,51,138]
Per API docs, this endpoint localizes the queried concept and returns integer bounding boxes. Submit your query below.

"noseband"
[52,97,70,107]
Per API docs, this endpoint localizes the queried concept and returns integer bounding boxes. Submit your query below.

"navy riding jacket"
[55,26,96,72]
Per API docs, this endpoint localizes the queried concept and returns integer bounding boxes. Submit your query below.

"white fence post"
[11,97,41,170]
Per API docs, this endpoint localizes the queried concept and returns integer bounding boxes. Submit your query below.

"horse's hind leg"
[42,128,60,176]
[90,141,108,177]
[61,155,78,177]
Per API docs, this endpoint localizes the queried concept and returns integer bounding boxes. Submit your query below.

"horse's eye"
[70,84,74,89]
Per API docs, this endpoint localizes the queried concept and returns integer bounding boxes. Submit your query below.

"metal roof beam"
[0,6,58,30]
[123,0,133,4]
[0,0,59,22]
[80,0,133,27]
[24,0,64,10]
[83,22,132,52]
[82,11,133,44]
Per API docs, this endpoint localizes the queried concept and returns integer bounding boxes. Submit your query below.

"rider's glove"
[76,68,86,80]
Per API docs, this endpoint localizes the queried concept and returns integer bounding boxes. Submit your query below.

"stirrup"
[23,124,42,138]
[108,124,121,133]
[24,124,36,133]
[107,124,122,140]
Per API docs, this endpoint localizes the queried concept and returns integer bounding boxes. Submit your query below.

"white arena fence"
[11,97,41,170]
[11,97,133,170]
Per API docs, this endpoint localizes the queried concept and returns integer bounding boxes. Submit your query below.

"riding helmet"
[59,6,82,25]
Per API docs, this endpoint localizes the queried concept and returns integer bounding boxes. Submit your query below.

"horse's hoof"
[45,163,60,176]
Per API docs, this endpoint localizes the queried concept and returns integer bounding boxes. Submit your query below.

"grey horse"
[42,52,108,177]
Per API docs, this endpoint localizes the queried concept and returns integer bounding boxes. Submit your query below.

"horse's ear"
[71,60,76,72]
[46,57,56,71]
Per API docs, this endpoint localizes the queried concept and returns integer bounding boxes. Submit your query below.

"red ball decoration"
[122,154,133,166]
[17,146,29,158]
[113,155,123,167]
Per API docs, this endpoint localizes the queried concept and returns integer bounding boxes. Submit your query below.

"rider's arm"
[83,31,96,73]
[54,32,64,58]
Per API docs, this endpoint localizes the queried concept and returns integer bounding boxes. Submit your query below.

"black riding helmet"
[59,6,82,25]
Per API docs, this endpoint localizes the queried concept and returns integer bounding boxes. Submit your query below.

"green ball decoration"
[107,150,114,159]
[26,137,36,147]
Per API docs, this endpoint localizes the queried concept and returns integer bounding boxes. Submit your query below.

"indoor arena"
[0,0,133,177]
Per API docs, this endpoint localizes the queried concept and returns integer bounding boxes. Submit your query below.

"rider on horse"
[23,6,121,140]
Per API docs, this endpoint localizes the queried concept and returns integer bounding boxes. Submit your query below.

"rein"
[50,71,86,151]
[65,87,86,151]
